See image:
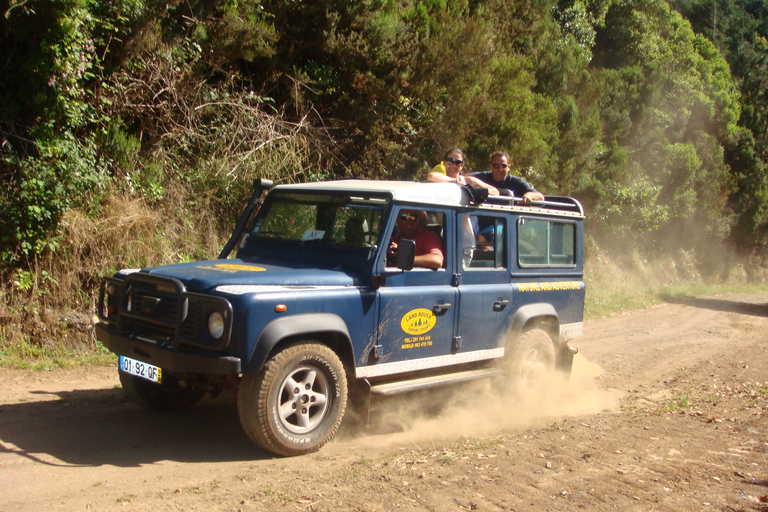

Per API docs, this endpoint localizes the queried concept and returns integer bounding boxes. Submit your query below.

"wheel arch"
[244,313,354,373]
[507,303,560,344]
[506,303,576,372]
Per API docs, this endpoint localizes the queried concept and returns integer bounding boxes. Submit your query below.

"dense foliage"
[0,0,766,270]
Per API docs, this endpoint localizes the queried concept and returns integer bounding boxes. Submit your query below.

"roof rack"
[484,194,584,215]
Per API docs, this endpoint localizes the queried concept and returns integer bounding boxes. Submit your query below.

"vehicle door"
[456,211,513,354]
[374,207,458,369]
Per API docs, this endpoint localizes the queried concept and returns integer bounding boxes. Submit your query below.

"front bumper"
[96,324,241,374]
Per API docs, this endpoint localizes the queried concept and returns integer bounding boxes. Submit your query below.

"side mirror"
[396,239,415,270]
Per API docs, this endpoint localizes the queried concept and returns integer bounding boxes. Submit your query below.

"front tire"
[238,342,348,456]
[119,371,205,411]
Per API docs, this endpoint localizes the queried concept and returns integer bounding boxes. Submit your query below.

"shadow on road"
[0,387,270,467]
[662,295,768,317]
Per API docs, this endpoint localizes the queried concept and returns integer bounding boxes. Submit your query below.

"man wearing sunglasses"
[470,150,544,205]
[387,210,444,269]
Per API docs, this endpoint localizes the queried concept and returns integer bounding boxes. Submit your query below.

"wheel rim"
[520,347,549,389]
[277,365,331,435]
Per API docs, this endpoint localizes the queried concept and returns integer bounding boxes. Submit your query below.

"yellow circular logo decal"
[401,308,437,335]
[197,264,266,273]
[215,264,266,272]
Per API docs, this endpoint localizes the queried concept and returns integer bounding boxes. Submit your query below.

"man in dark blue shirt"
[470,150,545,205]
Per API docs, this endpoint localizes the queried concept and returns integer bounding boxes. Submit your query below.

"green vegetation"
[0,0,766,363]
[660,395,691,413]
[584,244,767,318]
[0,338,114,370]
[115,494,136,504]
[437,453,459,465]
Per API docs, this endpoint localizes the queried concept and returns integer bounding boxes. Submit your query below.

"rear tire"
[119,371,205,411]
[499,328,556,395]
[238,342,348,457]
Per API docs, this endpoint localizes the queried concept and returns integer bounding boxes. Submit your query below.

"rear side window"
[517,218,576,267]
[466,214,507,269]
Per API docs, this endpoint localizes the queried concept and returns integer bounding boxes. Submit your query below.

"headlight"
[106,283,117,296]
[208,311,225,339]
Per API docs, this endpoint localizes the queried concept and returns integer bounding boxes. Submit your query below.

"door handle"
[433,303,452,312]
[493,299,510,310]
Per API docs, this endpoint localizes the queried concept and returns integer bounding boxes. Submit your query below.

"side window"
[466,215,507,269]
[517,218,576,267]
[386,209,447,269]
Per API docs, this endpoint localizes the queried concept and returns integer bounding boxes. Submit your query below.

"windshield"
[242,191,388,259]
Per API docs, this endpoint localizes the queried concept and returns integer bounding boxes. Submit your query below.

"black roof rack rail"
[484,195,584,215]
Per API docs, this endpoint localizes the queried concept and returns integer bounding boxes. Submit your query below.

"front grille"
[122,279,184,342]
[110,273,232,350]
[181,299,202,343]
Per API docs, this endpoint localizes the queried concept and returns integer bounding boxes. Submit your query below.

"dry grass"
[0,185,227,367]
[584,244,767,319]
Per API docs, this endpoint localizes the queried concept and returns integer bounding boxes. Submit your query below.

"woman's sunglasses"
[445,158,463,166]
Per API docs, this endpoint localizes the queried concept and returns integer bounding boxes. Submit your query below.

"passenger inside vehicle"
[387,209,444,269]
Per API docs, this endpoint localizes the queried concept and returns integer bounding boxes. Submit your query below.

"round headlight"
[208,311,225,339]
[106,284,117,296]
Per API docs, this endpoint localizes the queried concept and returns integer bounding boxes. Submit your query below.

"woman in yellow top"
[427,147,499,196]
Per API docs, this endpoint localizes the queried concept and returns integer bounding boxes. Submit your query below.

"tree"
[670,0,768,255]
[586,0,740,251]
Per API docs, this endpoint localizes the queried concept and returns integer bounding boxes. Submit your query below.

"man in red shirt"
[387,210,443,269]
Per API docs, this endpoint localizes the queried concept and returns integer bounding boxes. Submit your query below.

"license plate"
[119,355,162,384]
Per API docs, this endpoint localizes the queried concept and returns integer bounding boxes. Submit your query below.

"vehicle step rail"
[368,367,502,396]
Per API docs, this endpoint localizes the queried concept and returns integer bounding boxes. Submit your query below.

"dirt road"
[2,293,768,512]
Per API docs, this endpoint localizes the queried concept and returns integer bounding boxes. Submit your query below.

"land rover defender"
[95,179,585,456]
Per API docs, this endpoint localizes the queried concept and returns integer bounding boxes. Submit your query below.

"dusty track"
[2,293,768,511]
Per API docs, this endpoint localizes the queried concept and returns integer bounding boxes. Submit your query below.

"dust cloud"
[339,355,620,450]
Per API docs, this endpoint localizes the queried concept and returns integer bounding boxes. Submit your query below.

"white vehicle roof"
[274,180,465,207]
[273,179,584,217]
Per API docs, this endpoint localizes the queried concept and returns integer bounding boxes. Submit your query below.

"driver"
[387,210,443,269]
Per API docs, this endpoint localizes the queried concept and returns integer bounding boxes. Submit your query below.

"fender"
[245,313,352,373]
[506,303,560,344]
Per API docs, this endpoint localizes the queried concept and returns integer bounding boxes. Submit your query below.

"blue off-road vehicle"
[96,179,585,456]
